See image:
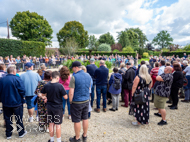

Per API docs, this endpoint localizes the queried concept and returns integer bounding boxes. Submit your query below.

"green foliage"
[113,49,119,53]
[105,61,112,69]
[78,48,89,51]
[76,51,136,57]
[0,38,45,57]
[184,44,190,51]
[143,52,149,58]
[117,31,130,48]
[148,51,153,55]
[88,35,98,50]
[10,11,53,46]
[59,38,78,56]
[97,43,111,51]
[161,48,170,52]
[126,28,148,48]
[63,59,112,72]
[152,30,173,48]
[162,51,190,57]
[125,30,139,48]
[57,21,88,48]
[98,32,115,46]
[153,51,161,56]
[133,47,145,56]
[122,46,134,52]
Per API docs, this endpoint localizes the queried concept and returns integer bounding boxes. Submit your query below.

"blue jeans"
[91,84,95,107]
[185,88,190,101]
[96,85,107,109]
[3,105,25,137]
[62,90,70,115]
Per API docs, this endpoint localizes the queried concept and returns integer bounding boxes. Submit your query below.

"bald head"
[164,66,172,74]
[100,60,105,66]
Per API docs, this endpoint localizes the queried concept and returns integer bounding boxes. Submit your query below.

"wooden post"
[7,19,10,39]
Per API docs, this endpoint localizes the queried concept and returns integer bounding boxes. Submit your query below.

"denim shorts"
[25,96,34,109]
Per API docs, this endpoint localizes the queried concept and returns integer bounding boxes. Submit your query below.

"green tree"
[97,43,111,51]
[98,32,115,46]
[126,28,148,48]
[59,37,78,56]
[152,30,173,48]
[117,31,130,48]
[126,30,139,48]
[88,35,99,50]
[57,21,88,48]
[10,11,53,45]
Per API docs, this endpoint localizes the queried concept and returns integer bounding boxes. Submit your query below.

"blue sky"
[0,0,189,48]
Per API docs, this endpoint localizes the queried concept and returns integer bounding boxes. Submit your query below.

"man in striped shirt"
[150,62,159,102]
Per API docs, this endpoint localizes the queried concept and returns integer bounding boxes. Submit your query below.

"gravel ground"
[0,98,190,142]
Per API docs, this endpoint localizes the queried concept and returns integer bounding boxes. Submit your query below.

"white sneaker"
[36,116,39,122]
[68,116,71,120]
[19,131,27,138]
[7,137,11,140]
[62,117,64,120]
[28,117,33,122]
[132,121,139,126]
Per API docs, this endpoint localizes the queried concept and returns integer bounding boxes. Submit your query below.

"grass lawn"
[138,58,149,64]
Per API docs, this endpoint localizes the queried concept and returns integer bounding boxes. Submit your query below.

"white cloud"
[0,0,189,48]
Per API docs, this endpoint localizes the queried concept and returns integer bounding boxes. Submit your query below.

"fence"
[9,61,63,72]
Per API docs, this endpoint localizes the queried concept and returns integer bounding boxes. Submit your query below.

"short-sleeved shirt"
[184,65,190,76]
[158,66,165,76]
[41,82,66,108]
[155,73,173,97]
[69,76,75,88]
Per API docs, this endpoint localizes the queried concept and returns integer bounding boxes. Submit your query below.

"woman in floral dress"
[132,65,152,125]
[35,71,52,131]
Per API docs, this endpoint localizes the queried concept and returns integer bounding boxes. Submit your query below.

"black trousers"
[171,87,180,106]
[3,105,25,137]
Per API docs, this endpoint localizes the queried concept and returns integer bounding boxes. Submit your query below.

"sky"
[0,0,190,48]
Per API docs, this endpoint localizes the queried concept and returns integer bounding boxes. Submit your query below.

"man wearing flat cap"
[20,62,41,122]
[69,61,91,142]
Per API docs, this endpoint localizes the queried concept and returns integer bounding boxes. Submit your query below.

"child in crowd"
[41,71,68,142]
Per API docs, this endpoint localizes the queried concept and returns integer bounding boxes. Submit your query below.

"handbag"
[134,90,146,105]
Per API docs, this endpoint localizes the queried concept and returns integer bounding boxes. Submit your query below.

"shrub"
[153,51,161,56]
[161,48,170,52]
[97,43,111,51]
[143,52,149,58]
[0,38,45,57]
[122,46,134,52]
[78,48,89,51]
[45,49,55,57]
[113,49,119,53]
[184,44,190,51]
[148,51,153,55]
[133,47,145,56]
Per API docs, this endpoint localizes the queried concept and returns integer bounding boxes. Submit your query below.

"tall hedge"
[0,38,45,57]
[162,51,189,57]
[76,51,136,57]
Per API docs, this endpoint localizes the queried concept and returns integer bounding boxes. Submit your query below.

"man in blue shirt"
[158,60,166,75]
[86,58,98,107]
[20,62,41,122]
[0,65,27,139]
[94,60,109,113]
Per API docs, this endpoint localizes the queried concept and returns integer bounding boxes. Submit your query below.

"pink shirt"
[59,76,71,90]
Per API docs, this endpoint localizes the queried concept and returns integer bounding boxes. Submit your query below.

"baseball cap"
[25,62,34,68]
[70,61,82,69]
[90,58,95,61]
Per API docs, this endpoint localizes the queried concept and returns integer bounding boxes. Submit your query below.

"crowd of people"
[0,52,190,142]
[0,54,138,71]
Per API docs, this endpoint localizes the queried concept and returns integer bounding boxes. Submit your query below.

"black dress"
[134,75,150,124]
